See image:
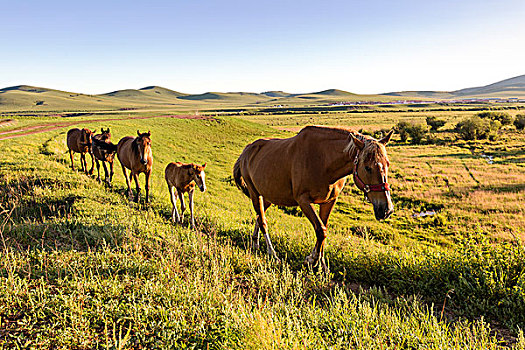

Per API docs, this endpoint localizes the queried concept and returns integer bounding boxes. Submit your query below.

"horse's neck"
[325,138,357,183]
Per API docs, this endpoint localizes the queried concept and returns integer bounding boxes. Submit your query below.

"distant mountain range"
[1,74,525,111]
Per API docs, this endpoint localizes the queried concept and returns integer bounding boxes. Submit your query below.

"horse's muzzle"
[199,185,206,192]
[140,159,147,165]
[374,205,394,221]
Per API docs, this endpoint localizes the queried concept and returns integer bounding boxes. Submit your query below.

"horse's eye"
[365,166,372,173]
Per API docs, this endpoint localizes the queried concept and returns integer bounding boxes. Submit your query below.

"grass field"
[1,107,525,348]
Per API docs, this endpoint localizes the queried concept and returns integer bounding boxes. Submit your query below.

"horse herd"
[66,127,206,229]
[66,125,395,269]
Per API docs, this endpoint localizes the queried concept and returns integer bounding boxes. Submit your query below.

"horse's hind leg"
[251,201,271,250]
[178,190,186,223]
[80,153,86,173]
[69,150,75,170]
[298,195,329,271]
[252,195,278,260]
[168,184,180,223]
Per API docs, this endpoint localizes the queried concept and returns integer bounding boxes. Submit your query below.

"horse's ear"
[202,162,207,169]
[147,130,151,136]
[92,129,96,134]
[349,133,365,150]
[137,130,141,136]
[379,130,394,145]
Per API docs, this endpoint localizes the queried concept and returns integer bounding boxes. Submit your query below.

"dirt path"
[0,114,213,141]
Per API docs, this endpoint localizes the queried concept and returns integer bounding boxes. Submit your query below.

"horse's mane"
[325,127,388,163]
[300,125,373,141]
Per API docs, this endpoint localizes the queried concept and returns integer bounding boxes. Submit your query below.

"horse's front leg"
[101,160,109,185]
[109,160,114,186]
[298,195,329,271]
[95,158,101,182]
[121,164,132,200]
[188,189,196,229]
[145,170,151,204]
[132,172,141,203]
[88,151,94,175]
[317,200,337,271]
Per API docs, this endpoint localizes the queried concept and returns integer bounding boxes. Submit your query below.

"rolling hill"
[383,74,525,99]
[453,74,525,97]
[1,74,525,112]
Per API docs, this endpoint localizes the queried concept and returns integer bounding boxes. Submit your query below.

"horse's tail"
[233,156,250,198]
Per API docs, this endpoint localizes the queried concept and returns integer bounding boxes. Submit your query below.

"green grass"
[1,112,525,348]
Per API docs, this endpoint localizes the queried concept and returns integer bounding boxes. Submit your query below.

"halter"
[353,150,390,199]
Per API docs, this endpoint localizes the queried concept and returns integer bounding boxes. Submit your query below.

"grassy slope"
[1,113,525,348]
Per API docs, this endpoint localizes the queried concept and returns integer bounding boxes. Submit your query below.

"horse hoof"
[305,255,318,267]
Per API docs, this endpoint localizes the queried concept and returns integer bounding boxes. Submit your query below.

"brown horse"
[165,162,207,229]
[91,128,117,186]
[233,125,394,270]
[117,130,153,203]
[67,128,95,174]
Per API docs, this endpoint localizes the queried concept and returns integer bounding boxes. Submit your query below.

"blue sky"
[1,0,524,94]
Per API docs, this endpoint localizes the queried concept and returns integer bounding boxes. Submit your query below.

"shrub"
[455,116,501,140]
[426,116,446,131]
[514,114,525,130]
[406,123,429,144]
[395,121,411,143]
[395,121,429,144]
[476,111,514,126]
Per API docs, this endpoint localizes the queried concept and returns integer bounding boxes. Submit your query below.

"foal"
[67,128,95,174]
[165,162,207,229]
[91,128,117,186]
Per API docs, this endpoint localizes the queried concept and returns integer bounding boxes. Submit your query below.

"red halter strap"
[353,150,390,193]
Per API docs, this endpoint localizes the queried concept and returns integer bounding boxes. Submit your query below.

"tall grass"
[1,114,525,348]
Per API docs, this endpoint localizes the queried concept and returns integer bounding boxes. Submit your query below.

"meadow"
[1,107,525,349]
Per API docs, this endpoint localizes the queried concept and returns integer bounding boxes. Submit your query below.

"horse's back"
[236,126,351,205]
[165,162,181,182]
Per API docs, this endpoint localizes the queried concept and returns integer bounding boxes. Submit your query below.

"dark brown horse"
[165,162,207,229]
[91,128,117,186]
[67,128,95,174]
[233,126,394,270]
[117,131,153,203]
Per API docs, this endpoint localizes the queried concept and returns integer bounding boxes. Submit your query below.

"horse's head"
[136,130,152,165]
[349,130,394,220]
[81,128,95,147]
[100,128,111,141]
[189,163,207,192]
